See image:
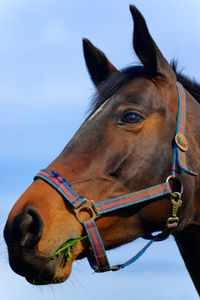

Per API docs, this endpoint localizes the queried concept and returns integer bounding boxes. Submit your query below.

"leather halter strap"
[34,82,198,272]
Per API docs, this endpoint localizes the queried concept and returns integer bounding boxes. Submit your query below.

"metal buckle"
[111,266,120,271]
[74,199,97,223]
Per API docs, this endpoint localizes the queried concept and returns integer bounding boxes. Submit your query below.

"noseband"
[34,83,198,272]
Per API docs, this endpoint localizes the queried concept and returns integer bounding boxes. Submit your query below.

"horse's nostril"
[6,207,44,248]
[16,213,33,246]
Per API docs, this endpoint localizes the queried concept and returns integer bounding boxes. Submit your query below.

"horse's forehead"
[87,78,169,127]
[112,78,165,113]
[118,77,175,112]
[118,78,159,100]
[88,98,111,121]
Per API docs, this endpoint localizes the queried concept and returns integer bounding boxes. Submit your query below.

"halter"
[34,82,198,272]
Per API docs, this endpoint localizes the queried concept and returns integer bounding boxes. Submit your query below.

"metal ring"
[74,201,97,224]
[166,175,175,183]
[166,175,183,194]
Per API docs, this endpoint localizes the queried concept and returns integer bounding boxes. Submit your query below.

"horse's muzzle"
[4,206,74,284]
[4,206,47,281]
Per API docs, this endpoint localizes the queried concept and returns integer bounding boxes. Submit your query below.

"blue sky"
[0,0,200,299]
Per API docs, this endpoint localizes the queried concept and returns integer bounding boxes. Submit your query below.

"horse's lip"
[26,274,63,285]
[25,253,68,285]
[26,276,66,285]
[18,237,86,285]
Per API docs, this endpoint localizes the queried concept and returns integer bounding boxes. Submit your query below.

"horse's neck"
[174,223,200,295]
[174,90,200,295]
[187,91,200,216]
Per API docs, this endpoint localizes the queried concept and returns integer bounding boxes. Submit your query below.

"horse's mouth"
[26,252,72,285]
[26,236,88,285]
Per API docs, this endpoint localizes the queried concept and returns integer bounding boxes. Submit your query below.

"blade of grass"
[52,235,87,259]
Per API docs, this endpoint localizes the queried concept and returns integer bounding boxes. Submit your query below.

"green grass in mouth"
[52,236,87,260]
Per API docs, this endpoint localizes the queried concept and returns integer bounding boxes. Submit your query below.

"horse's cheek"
[139,197,171,226]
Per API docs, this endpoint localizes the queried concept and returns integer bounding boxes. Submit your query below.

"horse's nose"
[4,207,44,248]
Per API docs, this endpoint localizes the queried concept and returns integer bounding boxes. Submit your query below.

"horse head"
[4,6,200,293]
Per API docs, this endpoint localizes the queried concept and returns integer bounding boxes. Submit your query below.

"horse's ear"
[129,5,176,83]
[83,38,118,87]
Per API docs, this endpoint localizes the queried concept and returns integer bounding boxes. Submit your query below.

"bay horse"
[3,5,200,295]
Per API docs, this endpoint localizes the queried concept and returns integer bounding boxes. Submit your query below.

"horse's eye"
[122,112,143,124]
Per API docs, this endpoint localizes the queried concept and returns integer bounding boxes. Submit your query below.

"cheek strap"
[171,82,198,177]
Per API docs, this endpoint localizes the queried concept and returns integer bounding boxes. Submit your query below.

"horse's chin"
[7,245,76,285]
[25,252,73,285]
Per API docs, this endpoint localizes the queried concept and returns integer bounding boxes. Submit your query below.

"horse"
[3,5,200,295]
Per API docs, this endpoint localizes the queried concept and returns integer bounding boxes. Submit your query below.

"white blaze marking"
[88,98,111,122]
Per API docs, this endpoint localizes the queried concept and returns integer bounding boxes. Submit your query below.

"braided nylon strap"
[171,83,198,177]
[82,219,110,272]
[112,239,155,270]
[93,183,171,215]
[34,169,86,208]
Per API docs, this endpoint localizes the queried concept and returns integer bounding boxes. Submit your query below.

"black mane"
[90,62,200,112]
[171,60,200,103]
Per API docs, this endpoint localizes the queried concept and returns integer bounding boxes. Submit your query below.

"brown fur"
[4,5,200,294]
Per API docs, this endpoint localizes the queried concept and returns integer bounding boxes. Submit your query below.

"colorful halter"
[34,82,198,272]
